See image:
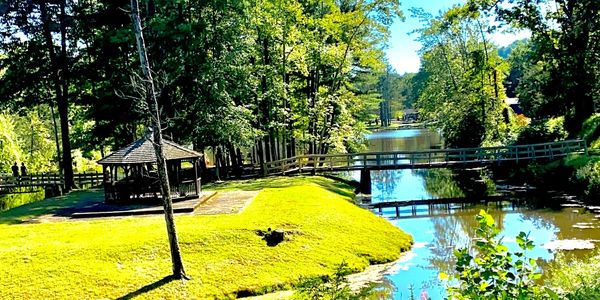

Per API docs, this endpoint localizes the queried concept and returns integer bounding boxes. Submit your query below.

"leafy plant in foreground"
[441,210,550,299]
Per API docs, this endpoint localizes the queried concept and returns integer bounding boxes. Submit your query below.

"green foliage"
[412,5,510,147]
[547,252,600,299]
[0,113,23,172]
[443,210,544,300]
[0,189,44,212]
[515,117,568,144]
[0,109,58,174]
[0,0,406,179]
[579,114,600,150]
[470,0,600,134]
[574,160,600,197]
[294,262,387,300]
[507,155,600,199]
[71,149,102,173]
[13,108,58,172]
[501,39,528,98]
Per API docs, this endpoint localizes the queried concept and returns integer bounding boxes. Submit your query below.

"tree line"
[0,0,402,188]
[410,0,600,147]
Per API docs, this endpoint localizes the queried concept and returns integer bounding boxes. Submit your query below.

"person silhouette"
[20,163,27,177]
[11,162,19,177]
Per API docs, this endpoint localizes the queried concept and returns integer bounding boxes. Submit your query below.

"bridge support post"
[359,169,371,195]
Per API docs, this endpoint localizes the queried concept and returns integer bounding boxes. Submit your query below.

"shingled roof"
[98,138,202,165]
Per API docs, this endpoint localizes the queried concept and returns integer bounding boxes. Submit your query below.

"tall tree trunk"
[130,0,187,279]
[58,0,74,189]
[228,144,240,179]
[257,140,266,176]
[260,35,272,162]
[282,30,291,159]
[50,102,62,174]
[40,1,74,191]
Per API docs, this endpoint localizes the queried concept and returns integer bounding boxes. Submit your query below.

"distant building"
[402,109,419,122]
[504,98,524,115]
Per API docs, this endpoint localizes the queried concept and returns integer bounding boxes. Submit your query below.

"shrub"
[547,251,600,299]
[442,210,551,299]
[579,113,600,150]
[515,117,568,144]
[0,189,45,212]
[575,160,600,197]
[294,262,392,300]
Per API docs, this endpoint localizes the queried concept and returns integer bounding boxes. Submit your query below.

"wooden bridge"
[262,139,588,193]
[0,173,103,196]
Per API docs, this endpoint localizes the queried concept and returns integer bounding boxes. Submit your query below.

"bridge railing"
[263,139,587,175]
[0,172,103,189]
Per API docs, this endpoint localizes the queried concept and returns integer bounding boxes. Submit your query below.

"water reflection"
[371,168,494,203]
[363,128,600,299]
[366,129,442,152]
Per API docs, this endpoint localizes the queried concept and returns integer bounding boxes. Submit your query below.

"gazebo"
[98,137,202,204]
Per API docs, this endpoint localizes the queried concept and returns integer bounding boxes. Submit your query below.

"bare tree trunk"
[130,0,188,279]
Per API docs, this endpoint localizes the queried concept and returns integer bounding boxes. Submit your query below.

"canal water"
[362,128,600,300]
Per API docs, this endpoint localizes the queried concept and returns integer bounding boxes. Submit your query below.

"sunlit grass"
[0,176,412,299]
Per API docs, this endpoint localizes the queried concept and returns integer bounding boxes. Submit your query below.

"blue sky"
[386,0,530,74]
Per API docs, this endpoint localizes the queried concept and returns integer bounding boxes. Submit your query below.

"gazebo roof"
[98,138,202,165]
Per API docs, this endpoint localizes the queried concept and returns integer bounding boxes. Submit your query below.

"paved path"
[194,191,259,215]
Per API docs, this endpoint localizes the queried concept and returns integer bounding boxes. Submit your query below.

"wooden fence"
[0,172,103,194]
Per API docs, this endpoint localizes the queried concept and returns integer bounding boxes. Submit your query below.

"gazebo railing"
[171,178,201,198]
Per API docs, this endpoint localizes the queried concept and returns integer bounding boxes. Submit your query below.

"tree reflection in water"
[372,169,403,201]
[416,169,508,279]
[365,128,600,298]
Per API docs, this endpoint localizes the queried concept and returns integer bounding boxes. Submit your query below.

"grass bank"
[498,114,600,201]
[0,188,44,212]
[0,176,411,299]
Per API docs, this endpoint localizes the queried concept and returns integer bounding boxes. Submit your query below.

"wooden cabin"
[98,138,202,204]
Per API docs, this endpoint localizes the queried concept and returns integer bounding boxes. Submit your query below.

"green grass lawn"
[0,176,412,299]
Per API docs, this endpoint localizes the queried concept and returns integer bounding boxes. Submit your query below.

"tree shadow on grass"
[116,275,177,300]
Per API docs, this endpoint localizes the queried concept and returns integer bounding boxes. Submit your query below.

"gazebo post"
[193,158,200,195]
[102,165,108,202]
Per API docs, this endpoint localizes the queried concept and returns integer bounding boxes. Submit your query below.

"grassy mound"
[0,176,411,299]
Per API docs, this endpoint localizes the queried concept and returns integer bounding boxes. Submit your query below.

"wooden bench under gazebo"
[98,137,202,204]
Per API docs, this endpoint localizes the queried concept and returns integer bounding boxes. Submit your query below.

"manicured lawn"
[0,176,412,299]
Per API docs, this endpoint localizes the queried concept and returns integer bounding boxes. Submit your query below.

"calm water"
[362,128,600,300]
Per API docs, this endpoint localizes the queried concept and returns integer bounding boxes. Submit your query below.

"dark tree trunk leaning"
[130,0,188,280]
